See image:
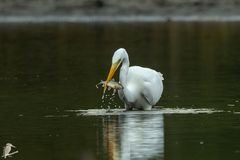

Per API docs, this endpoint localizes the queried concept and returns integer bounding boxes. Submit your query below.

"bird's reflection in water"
[102,114,164,160]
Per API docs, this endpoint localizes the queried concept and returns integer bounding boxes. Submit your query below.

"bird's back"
[128,66,158,81]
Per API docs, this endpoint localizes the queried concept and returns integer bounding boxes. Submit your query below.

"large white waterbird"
[104,48,164,110]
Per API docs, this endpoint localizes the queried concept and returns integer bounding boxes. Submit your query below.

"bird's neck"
[119,58,129,87]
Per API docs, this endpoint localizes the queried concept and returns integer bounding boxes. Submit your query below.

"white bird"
[104,48,164,110]
[2,143,16,159]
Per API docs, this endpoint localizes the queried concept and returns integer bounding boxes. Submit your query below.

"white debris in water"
[200,141,204,145]
[227,104,235,107]
[235,100,239,103]
[2,143,18,159]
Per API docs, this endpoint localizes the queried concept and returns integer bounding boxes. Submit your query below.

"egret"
[104,48,164,110]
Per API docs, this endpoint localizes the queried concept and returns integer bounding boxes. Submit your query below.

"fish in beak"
[104,61,121,93]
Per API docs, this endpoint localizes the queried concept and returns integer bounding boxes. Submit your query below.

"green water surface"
[0,22,240,160]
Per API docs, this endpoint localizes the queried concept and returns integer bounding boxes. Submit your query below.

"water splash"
[72,108,225,116]
[100,91,118,110]
[97,79,122,108]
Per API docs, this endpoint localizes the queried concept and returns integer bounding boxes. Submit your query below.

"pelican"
[104,48,164,110]
[2,143,16,159]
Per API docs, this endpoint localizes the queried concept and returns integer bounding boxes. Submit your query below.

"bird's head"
[104,48,127,93]
[6,143,16,148]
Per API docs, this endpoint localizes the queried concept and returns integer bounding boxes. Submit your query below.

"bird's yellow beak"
[104,62,120,93]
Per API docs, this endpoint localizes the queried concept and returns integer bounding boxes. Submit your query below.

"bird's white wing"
[142,75,163,105]
[142,82,155,105]
[128,66,163,105]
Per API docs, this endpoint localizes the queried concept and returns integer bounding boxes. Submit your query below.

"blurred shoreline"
[1,4,240,23]
[1,15,240,23]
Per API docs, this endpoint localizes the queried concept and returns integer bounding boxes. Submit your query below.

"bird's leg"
[143,104,152,111]
[124,103,133,111]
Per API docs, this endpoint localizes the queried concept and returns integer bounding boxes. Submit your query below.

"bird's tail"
[158,72,164,80]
